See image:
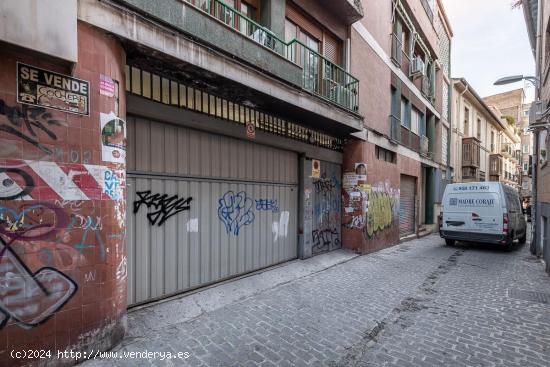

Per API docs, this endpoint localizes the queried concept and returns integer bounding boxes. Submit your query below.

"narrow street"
[84,232,550,367]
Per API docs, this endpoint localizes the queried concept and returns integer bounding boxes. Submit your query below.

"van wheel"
[518,232,527,245]
[445,239,455,246]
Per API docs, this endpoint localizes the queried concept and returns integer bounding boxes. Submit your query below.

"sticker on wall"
[311,160,321,178]
[17,62,89,115]
[100,112,126,164]
[354,163,367,178]
[99,74,116,97]
[246,121,256,139]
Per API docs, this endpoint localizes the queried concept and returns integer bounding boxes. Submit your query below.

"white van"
[439,182,527,249]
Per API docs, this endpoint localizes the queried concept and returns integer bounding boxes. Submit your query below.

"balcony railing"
[390,115,401,142]
[421,75,432,99]
[462,137,481,168]
[489,154,503,176]
[501,143,513,157]
[286,40,359,112]
[185,0,359,112]
[420,135,429,156]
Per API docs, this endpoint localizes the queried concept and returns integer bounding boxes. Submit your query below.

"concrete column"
[427,114,436,155]
[425,167,436,224]
[260,0,286,39]
[299,156,314,259]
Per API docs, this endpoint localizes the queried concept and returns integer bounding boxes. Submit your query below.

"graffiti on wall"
[343,180,400,239]
[0,202,78,329]
[255,199,279,213]
[133,190,192,226]
[312,228,340,253]
[0,155,126,329]
[218,191,255,236]
[311,173,341,253]
[0,159,125,201]
[0,99,65,155]
[218,191,288,237]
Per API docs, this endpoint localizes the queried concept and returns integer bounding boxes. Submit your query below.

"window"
[464,107,470,136]
[411,108,421,135]
[523,162,529,173]
[401,98,410,128]
[523,144,530,154]
[523,180,529,189]
[376,146,396,163]
[490,131,495,151]
[476,118,481,140]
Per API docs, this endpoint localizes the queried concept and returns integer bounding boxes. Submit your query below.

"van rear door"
[443,191,502,234]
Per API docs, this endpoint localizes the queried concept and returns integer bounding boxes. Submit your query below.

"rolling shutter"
[399,175,416,237]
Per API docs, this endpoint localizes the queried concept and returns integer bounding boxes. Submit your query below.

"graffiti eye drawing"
[0,168,34,200]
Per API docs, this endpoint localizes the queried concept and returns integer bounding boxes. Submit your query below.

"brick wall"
[0,22,127,366]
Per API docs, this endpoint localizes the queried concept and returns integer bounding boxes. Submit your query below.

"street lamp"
[493,75,539,88]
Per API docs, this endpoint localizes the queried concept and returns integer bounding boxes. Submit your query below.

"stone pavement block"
[81,234,550,367]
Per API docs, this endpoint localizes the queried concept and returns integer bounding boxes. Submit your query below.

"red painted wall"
[0,22,127,366]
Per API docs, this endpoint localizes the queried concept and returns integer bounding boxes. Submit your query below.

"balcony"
[188,0,359,112]
[390,115,401,142]
[286,40,359,112]
[391,33,411,76]
[420,135,429,156]
[501,143,513,158]
[489,153,503,178]
[421,75,432,100]
[462,137,481,168]
[389,115,426,154]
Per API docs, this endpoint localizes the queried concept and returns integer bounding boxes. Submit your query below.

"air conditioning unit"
[410,57,425,76]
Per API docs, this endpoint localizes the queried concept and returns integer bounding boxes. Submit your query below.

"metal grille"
[125,65,343,152]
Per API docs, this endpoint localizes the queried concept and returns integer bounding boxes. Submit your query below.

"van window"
[446,192,500,211]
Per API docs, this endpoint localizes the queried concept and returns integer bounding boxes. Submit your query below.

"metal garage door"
[126,116,298,306]
[399,174,416,237]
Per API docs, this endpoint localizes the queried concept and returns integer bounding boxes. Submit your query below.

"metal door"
[399,174,416,237]
[311,161,342,255]
[126,116,298,306]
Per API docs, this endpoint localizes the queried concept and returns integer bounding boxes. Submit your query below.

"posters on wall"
[17,62,89,115]
[100,112,126,164]
[99,74,116,97]
[311,159,321,178]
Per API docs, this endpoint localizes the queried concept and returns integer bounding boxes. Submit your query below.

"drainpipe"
[531,0,542,255]
[454,81,469,181]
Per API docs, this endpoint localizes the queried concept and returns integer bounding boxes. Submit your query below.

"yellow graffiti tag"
[365,191,395,238]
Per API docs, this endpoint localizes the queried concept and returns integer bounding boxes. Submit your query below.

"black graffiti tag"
[0,99,65,155]
[133,190,192,226]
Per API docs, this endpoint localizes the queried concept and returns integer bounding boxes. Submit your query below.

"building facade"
[522,0,550,273]
[342,0,453,253]
[483,89,530,196]
[0,0,453,364]
[450,79,521,187]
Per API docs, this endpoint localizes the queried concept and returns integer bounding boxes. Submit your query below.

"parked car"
[439,182,527,250]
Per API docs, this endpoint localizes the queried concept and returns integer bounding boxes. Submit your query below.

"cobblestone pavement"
[84,232,550,367]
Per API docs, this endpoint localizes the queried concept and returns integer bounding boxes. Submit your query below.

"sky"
[442,0,536,102]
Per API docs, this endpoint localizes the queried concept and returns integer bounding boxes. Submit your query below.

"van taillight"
[503,213,509,234]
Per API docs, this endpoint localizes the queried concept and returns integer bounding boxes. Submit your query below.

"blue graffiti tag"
[218,191,255,236]
[255,199,279,213]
